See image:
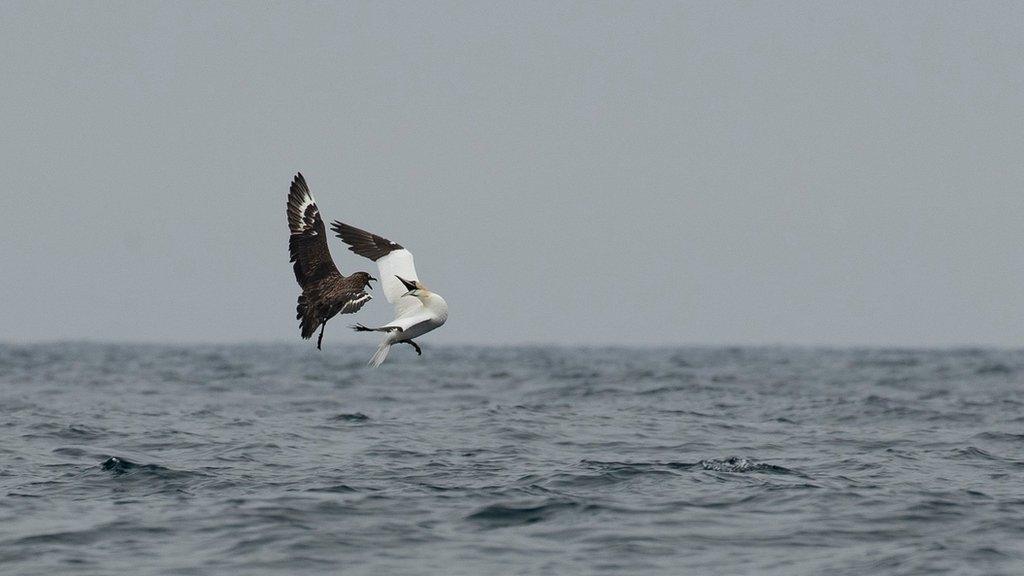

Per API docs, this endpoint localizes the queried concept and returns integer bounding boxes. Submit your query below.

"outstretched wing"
[287,173,341,288]
[332,221,420,316]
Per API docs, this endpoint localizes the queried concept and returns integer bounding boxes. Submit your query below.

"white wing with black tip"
[331,221,422,318]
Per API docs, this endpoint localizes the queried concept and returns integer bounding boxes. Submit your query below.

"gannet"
[332,221,448,367]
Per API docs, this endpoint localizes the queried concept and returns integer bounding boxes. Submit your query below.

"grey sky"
[1,1,1021,346]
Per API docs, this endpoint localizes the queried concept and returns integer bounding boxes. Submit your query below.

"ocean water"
[1,344,1023,575]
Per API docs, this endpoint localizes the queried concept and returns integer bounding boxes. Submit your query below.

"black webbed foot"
[351,324,403,334]
[405,340,422,356]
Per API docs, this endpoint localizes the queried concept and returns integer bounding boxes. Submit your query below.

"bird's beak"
[396,275,418,291]
[367,275,377,289]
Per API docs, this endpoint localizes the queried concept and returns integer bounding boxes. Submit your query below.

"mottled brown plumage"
[287,173,375,349]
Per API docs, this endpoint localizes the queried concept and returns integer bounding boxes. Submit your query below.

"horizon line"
[1,338,1021,352]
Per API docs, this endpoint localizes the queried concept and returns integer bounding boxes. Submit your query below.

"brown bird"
[286,173,375,350]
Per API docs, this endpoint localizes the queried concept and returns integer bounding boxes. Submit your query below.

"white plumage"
[331,221,448,367]
[376,249,422,318]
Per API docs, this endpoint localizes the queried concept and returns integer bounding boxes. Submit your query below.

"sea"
[1,343,1022,575]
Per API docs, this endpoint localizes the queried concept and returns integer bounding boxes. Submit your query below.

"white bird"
[331,221,448,367]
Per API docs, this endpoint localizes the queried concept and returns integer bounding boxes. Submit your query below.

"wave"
[100,456,203,480]
[466,499,602,528]
[329,413,370,422]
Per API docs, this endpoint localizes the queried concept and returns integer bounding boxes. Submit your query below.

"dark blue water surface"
[1,343,1023,575]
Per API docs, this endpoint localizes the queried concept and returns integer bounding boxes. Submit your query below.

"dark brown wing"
[331,221,403,262]
[288,173,341,287]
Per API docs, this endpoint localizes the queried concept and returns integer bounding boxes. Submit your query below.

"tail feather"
[369,340,392,367]
[297,294,318,339]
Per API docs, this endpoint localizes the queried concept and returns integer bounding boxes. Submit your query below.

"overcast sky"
[1,1,1021,346]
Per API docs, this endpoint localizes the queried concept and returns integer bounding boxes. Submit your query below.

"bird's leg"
[405,340,422,356]
[317,323,326,350]
[351,323,402,334]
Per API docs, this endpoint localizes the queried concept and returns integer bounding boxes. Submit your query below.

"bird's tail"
[369,339,392,367]
[297,293,318,339]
